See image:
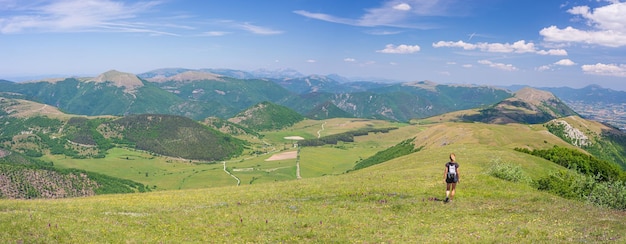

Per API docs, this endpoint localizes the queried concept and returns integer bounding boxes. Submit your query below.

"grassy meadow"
[2,143,625,243]
[2,118,625,242]
[42,118,419,190]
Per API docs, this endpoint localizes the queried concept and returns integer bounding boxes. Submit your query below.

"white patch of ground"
[265,151,297,161]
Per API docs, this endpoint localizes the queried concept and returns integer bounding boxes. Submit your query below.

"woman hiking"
[443,153,460,203]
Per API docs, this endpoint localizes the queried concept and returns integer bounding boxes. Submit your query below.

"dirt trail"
[223,161,241,186]
[317,122,326,138]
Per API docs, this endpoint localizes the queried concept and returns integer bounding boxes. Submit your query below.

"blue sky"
[1,0,626,90]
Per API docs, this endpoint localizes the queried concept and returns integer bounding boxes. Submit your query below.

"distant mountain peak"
[514,87,557,103]
[249,68,303,79]
[403,80,438,91]
[89,70,144,92]
[470,87,577,124]
[145,70,223,83]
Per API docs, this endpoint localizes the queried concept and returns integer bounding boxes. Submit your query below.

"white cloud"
[537,59,577,72]
[433,40,567,56]
[537,49,568,56]
[462,64,473,68]
[344,58,356,62]
[581,63,626,77]
[377,44,421,54]
[306,59,317,63]
[537,65,551,71]
[478,60,518,71]
[393,3,412,11]
[540,1,626,47]
[555,59,576,66]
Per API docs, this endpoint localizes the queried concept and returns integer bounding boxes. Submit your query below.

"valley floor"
[1,144,625,243]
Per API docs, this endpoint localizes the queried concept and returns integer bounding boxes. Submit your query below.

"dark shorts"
[446,175,458,183]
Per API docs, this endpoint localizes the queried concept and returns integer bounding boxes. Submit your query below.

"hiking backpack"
[447,163,456,178]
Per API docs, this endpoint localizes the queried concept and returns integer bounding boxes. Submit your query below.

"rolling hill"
[0,147,148,199]
[0,97,246,162]
[460,87,578,124]
[1,116,625,242]
[0,69,518,122]
[1,82,625,241]
[227,101,304,131]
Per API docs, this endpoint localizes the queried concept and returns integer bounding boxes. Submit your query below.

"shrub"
[536,170,626,210]
[587,180,626,210]
[536,170,595,200]
[487,159,531,183]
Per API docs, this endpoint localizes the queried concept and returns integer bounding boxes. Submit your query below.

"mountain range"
[1,68,626,243]
[0,69,512,122]
[0,67,625,200]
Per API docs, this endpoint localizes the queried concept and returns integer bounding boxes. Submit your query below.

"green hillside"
[463,87,578,124]
[228,101,304,131]
[545,116,626,170]
[1,140,624,242]
[1,91,625,241]
[0,149,148,199]
[305,101,354,120]
[0,98,246,162]
[105,114,246,161]
[149,75,295,119]
[0,71,517,122]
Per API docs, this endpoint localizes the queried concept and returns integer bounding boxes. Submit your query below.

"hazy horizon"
[2,0,626,91]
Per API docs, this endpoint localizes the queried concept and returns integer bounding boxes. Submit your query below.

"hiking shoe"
[444,197,449,203]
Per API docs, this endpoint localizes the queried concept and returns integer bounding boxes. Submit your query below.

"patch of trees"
[108,114,245,161]
[515,146,623,181]
[352,138,422,171]
[515,146,626,210]
[0,151,148,199]
[63,117,113,158]
[298,127,397,147]
[234,101,304,131]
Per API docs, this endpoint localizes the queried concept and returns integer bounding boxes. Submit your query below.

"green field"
[2,142,625,242]
[3,118,625,242]
[42,118,417,190]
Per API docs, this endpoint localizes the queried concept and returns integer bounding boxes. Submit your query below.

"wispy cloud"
[237,22,283,35]
[540,1,626,47]
[0,0,283,36]
[293,0,458,29]
[0,0,171,35]
[433,40,567,56]
[364,29,403,35]
[376,44,421,54]
[201,31,230,37]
